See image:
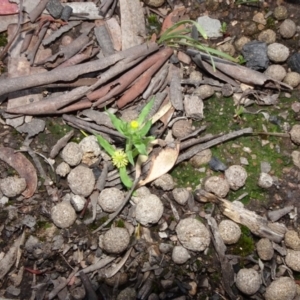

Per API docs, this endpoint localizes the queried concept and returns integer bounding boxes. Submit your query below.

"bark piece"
[169,64,183,111]
[94,22,115,56]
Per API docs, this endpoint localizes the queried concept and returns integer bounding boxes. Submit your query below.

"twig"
[79,271,98,300]
[180,133,222,151]
[50,130,74,159]
[28,0,48,22]
[105,248,132,278]
[76,256,115,275]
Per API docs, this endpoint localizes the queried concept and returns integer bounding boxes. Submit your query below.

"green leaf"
[137,97,155,125]
[95,134,115,156]
[138,120,152,138]
[126,150,134,166]
[106,111,126,135]
[134,142,147,156]
[119,167,133,188]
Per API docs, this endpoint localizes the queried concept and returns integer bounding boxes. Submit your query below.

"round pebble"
[176,218,210,252]
[285,249,300,271]
[190,149,212,167]
[256,238,274,260]
[102,227,130,254]
[56,162,71,177]
[257,172,273,188]
[204,176,230,198]
[70,194,86,212]
[0,176,26,198]
[258,29,276,44]
[235,268,261,295]
[267,43,290,63]
[135,194,164,226]
[172,245,191,264]
[264,64,287,81]
[225,165,247,191]
[285,230,300,250]
[195,84,215,99]
[131,186,151,204]
[117,287,137,300]
[98,188,124,213]
[218,220,241,245]
[51,202,77,228]
[216,43,235,57]
[265,277,297,300]
[283,72,300,87]
[143,0,165,7]
[274,5,288,20]
[172,119,193,138]
[62,142,83,166]
[235,36,251,52]
[79,135,101,166]
[67,165,95,197]
[279,19,296,39]
[153,174,174,191]
[172,188,190,205]
[290,124,300,145]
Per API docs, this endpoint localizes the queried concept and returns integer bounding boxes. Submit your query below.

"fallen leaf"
[138,142,180,187]
[0,147,37,198]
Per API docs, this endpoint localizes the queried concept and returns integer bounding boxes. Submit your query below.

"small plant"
[96,98,155,188]
[220,22,228,34]
[235,0,259,5]
[237,54,247,65]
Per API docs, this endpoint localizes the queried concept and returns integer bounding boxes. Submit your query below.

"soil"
[1,0,300,299]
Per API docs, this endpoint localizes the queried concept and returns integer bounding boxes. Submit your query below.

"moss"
[87,216,109,231]
[0,32,7,47]
[115,219,125,228]
[36,220,52,230]
[146,14,161,36]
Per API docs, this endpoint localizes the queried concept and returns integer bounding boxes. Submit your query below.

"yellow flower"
[112,150,128,168]
[130,120,139,129]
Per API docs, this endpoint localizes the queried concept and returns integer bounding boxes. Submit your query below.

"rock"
[143,0,165,8]
[79,135,101,166]
[56,161,71,177]
[98,188,124,213]
[135,194,164,226]
[242,41,268,71]
[25,235,40,253]
[218,220,241,245]
[189,70,202,81]
[209,156,227,171]
[184,95,204,120]
[235,268,261,295]
[265,277,297,300]
[117,287,137,300]
[70,194,86,212]
[51,202,77,228]
[176,218,210,252]
[204,176,230,198]
[292,150,300,168]
[264,64,286,81]
[195,84,215,100]
[258,29,276,44]
[225,165,247,191]
[172,119,193,138]
[287,53,300,73]
[279,19,296,39]
[153,174,174,191]
[67,165,95,197]
[105,272,128,287]
[274,5,288,20]
[283,72,300,87]
[217,42,235,57]
[256,238,274,260]
[286,249,300,271]
[172,245,191,264]
[267,43,290,63]
[242,21,258,36]
[159,243,173,254]
[172,188,190,206]
[252,12,266,25]
[62,142,83,166]
[285,230,300,250]
[190,149,212,167]
[234,36,251,52]
[131,186,151,204]
[102,227,130,254]
[197,16,222,38]
[0,176,26,198]
[258,172,273,188]
[290,124,300,145]
[120,109,139,122]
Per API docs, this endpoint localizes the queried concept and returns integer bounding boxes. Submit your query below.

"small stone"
[105,272,128,287]
[264,64,287,81]
[252,12,266,25]
[172,188,190,206]
[25,235,40,253]
[153,174,174,191]
[256,238,274,260]
[258,29,276,44]
[172,119,193,138]
[258,172,273,188]
[184,95,204,120]
[283,72,300,87]
[287,53,300,73]
[135,194,164,226]
[0,176,26,198]
[67,165,95,197]
[143,0,165,7]
[209,156,227,171]
[197,16,222,38]
[285,230,300,250]
[70,194,86,212]
[216,43,235,57]
[218,220,241,245]
[279,19,296,39]
[195,84,215,100]
[242,21,258,36]
[159,243,173,254]
[267,43,290,63]
[172,245,191,264]
[56,162,71,177]
[204,176,230,198]
[79,135,101,166]
[62,142,83,166]
[98,188,124,213]
[102,227,130,254]
[236,268,261,295]
[120,109,139,123]
[265,277,297,300]
[176,218,210,252]
[274,5,288,20]
[131,186,151,204]
[292,150,300,168]
[190,149,212,167]
[225,165,247,191]
[290,124,300,145]
[234,36,251,52]
[286,249,300,271]
[189,70,202,81]
[117,287,137,300]
[51,202,77,228]
[242,41,268,71]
